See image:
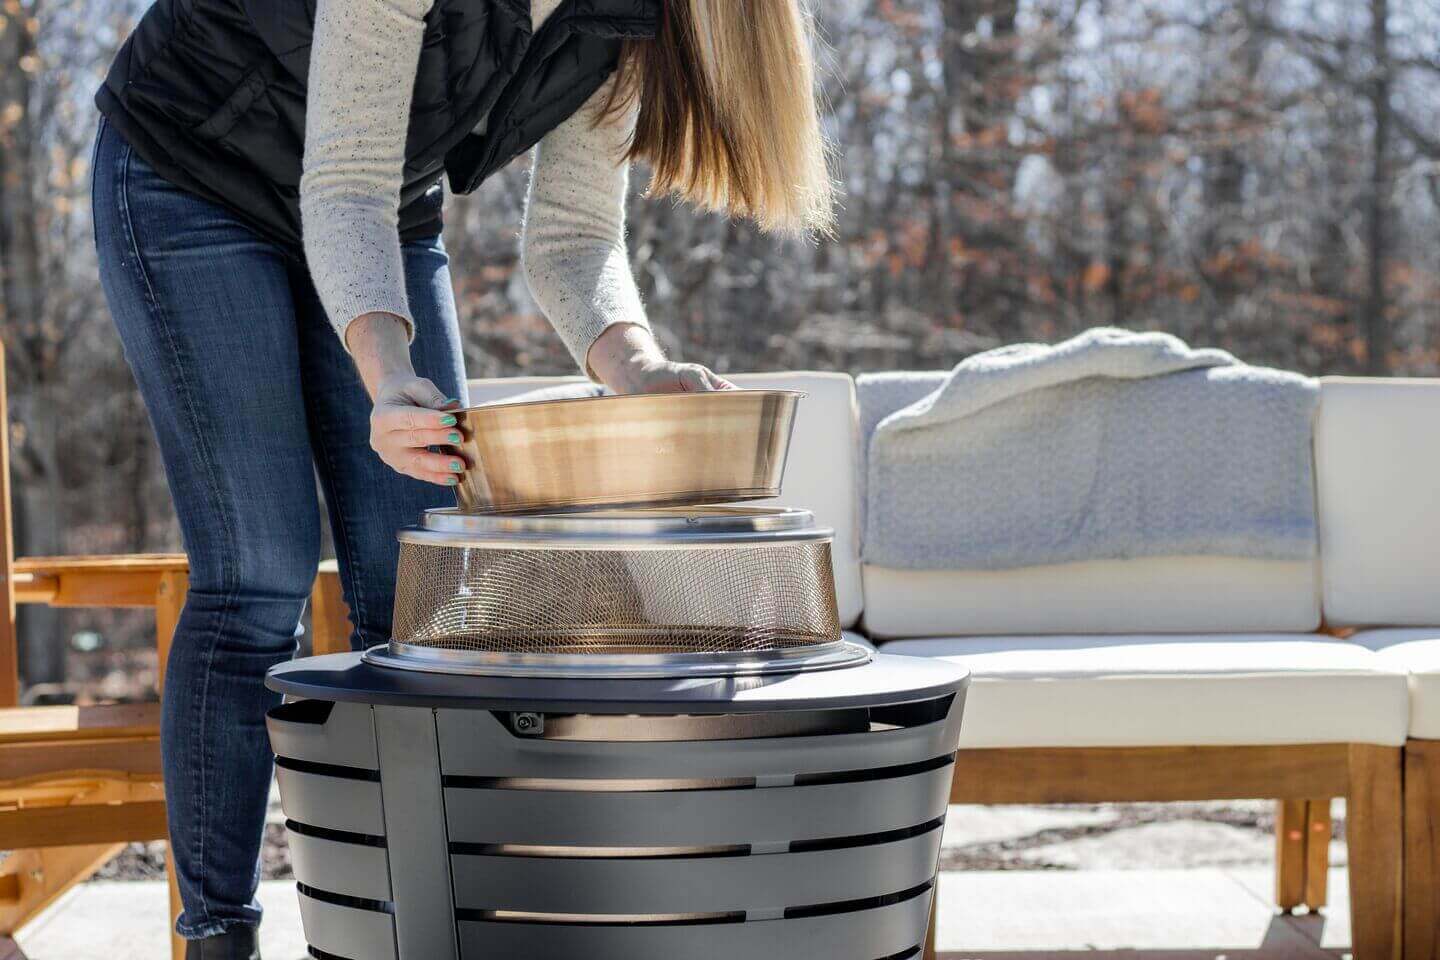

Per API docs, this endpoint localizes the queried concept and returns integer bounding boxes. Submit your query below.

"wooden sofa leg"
[1276,799,1307,911]
[1405,739,1440,960]
[156,573,187,960]
[1277,798,1333,912]
[1346,745,1403,960]
[310,563,352,656]
[922,884,938,960]
[1303,798,1332,909]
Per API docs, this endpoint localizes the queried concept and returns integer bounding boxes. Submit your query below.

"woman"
[92,0,833,955]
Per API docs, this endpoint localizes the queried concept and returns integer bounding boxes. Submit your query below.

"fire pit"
[267,506,968,960]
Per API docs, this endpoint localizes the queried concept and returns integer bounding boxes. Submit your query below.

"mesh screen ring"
[389,538,843,662]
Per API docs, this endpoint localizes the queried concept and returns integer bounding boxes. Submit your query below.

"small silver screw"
[511,712,544,735]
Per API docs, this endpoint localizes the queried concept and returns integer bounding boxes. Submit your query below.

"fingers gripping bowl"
[447,389,802,514]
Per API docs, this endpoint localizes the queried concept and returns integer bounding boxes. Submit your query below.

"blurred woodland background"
[0,0,1437,699]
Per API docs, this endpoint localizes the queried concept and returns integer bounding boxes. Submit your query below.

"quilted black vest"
[96,0,660,253]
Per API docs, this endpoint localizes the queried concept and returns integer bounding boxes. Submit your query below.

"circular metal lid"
[271,648,966,713]
[401,505,833,549]
[362,639,872,680]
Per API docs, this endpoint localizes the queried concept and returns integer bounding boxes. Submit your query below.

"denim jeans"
[90,118,465,939]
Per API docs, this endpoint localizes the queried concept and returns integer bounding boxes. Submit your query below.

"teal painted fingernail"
[446,476,459,486]
[439,414,457,427]
[447,431,462,444]
[444,397,460,405]
[449,460,463,473]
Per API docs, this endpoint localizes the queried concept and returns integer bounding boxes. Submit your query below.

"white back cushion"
[465,372,863,627]
[863,558,1320,638]
[1317,377,1440,627]
[856,373,1321,637]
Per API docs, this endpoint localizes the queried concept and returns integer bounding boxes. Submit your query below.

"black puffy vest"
[96,0,659,253]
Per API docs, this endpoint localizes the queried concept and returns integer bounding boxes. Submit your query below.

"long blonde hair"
[602,0,835,236]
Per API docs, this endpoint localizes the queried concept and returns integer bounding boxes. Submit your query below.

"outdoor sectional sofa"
[465,370,1440,960]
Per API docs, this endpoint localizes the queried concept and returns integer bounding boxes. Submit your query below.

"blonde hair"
[603,0,836,236]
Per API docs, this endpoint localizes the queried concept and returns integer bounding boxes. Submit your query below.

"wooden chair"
[0,340,355,958]
[0,566,350,960]
[0,338,179,957]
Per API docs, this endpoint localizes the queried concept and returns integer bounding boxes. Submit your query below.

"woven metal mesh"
[391,540,841,656]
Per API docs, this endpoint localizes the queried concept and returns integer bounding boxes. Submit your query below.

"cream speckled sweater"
[300,0,649,374]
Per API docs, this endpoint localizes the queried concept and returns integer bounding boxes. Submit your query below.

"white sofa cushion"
[879,634,1407,748]
[465,372,864,627]
[1350,628,1440,739]
[863,558,1320,638]
[1316,377,1440,627]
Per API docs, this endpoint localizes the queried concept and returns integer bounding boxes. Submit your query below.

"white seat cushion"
[465,372,864,627]
[1350,628,1440,739]
[863,557,1320,638]
[880,634,1407,748]
[1317,377,1440,626]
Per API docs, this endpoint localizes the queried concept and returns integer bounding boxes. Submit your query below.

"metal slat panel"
[275,767,385,837]
[372,706,459,960]
[445,764,952,847]
[450,825,942,915]
[456,887,930,960]
[297,889,397,960]
[288,831,391,903]
[437,709,959,780]
[267,700,378,769]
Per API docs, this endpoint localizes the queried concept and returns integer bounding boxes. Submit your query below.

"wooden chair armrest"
[0,703,161,743]
[11,555,188,608]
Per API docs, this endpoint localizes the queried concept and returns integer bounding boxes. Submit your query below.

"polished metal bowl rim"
[362,639,872,679]
[462,387,805,415]
[399,506,835,550]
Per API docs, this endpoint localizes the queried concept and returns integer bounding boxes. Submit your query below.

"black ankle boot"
[185,926,261,960]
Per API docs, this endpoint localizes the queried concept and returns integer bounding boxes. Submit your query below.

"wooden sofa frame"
[922,744,1404,960]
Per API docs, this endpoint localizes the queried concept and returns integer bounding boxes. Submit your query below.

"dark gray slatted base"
[267,652,967,960]
[449,826,942,915]
[457,888,934,960]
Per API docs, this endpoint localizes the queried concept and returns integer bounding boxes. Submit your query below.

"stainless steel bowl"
[449,389,801,514]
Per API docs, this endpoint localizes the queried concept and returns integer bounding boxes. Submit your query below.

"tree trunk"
[1363,0,1392,374]
[938,0,1023,335]
[0,3,69,689]
[0,6,44,351]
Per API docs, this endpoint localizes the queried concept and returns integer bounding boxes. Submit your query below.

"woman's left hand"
[587,323,736,394]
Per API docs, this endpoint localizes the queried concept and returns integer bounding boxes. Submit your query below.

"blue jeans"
[90,118,465,939]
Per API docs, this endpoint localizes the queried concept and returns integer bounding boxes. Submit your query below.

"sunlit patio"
[18,801,1357,959]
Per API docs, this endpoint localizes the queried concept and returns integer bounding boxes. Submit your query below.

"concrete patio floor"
[15,801,1355,958]
[14,867,1352,959]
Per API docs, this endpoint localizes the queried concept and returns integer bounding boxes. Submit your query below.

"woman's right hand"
[370,373,466,486]
[587,323,735,394]
[347,312,467,486]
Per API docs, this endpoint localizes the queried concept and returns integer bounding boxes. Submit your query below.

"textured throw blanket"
[861,328,1319,571]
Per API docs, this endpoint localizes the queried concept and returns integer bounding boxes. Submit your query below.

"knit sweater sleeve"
[521,80,650,378]
[300,0,646,365]
[300,0,433,346]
